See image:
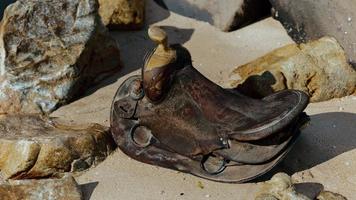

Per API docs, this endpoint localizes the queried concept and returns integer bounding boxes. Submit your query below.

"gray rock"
[0,175,82,200]
[159,0,271,32]
[0,114,116,180]
[0,0,121,114]
[270,0,356,67]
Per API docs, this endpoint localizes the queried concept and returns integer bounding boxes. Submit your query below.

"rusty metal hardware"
[110,26,310,183]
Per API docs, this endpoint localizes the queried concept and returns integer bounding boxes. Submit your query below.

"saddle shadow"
[145,0,171,26]
[258,112,356,181]
[83,0,172,88]
[78,0,196,99]
[80,181,99,200]
[83,25,194,97]
[235,71,277,99]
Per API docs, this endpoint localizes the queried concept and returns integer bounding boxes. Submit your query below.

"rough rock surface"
[0,0,121,114]
[99,0,145,29]
[270,0,356,67]
[0,114,115,180]
[317,191,347,200]
[255,173,347,200]
[49,1,356,197]
[159,0,271,32]
[255,173,311,200]
[229,37,356,102]
[0,175,82,200]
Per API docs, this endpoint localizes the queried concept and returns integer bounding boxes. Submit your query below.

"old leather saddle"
[110,26,309,183]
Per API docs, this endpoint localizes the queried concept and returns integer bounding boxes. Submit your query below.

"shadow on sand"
[82,0,195,98]
[257,112,356,181]
[83,25,194,98]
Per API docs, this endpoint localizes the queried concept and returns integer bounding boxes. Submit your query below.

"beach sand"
[51,1,356,199]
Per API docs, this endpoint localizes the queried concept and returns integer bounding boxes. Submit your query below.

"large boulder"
[99,0,145,30]
[0,175,82,200]
[229,37,356,102]
[0,114,115,180]
[0,0,121,114]
[270,0,356,67]
[159,0,271,32]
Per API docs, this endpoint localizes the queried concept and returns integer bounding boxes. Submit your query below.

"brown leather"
[110,43,309,183]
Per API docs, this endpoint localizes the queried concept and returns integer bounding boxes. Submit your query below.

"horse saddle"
[110,26,309,183]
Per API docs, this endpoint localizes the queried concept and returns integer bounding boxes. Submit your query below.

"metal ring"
[200,154,227,175]
[129,125,153,148]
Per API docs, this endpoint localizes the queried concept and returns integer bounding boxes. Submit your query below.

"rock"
[229,37,356,102]
[0,114,116,180]
[317,191,347,200]
[255,173,311,200]
[99,0,145,30]
[270,0,356,67]
[0,175,82,200]
[255,173,347,200]
[0,0,121,114]
[159,0,271,32]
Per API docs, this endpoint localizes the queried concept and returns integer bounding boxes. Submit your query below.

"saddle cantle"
[110,26,310,183]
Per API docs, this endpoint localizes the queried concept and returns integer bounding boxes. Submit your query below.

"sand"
[51,1,356,199]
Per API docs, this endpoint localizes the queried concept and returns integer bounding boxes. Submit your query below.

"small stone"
[99,0,145,30]
[205,194,211,198]
[197,181,204,189]
[255,173,311,200]
[0,175,82,200]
